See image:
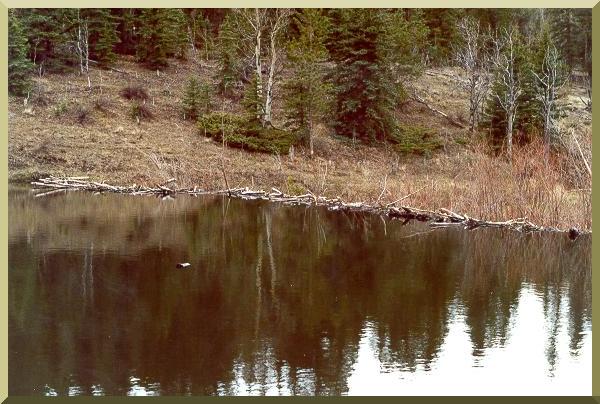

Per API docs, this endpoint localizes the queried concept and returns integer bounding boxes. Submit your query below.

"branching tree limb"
[453,17,492,132]
[490,27,522,159]
[531,42,567,162]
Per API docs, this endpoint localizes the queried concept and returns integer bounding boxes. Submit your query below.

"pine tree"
[19,9,77,73]
[8,10,33,96]
[137,9,187,67]
[548,9,590,73]
[167,9,189,59]
[577,9,592,80]
[423,9,461,65]
[215,13,241,95]
[327,9,428,142]
[241,73,264,125]
[327,9,382,142]
[182,77,213,120]
[183,9,215,60]
[83,9,119,66]
[113,9,141,56]
[515,31,543,140]
[283,9,332,155]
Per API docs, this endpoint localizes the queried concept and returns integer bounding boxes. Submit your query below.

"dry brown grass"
[8,58,592,230]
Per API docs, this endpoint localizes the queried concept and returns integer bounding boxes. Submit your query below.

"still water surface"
[8,188,592,395]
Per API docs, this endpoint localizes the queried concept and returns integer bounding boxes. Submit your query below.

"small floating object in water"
[568,228,580,241]
[176,262,191,269]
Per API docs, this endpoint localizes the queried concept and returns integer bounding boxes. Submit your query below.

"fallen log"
[410,92,466,129]
[31,177,589,237]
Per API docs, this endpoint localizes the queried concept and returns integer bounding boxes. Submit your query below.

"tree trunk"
[254,9,263,122]
[76,10,90,88]
[309,118,314,157]
[544,112,551,166]
[506,112,513,160]
[469,77,477,131]
[264,30,277,125]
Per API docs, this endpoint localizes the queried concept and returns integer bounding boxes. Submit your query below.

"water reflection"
[8,188,591,395]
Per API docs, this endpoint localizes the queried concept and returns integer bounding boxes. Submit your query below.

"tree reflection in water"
[8,188,591,395]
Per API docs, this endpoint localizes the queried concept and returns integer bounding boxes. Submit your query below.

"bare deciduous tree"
[263,9,290,124]
[453,17,491,132]
[233,8,291,125]
[74,9,90,88]
[531,42,567,160]
[491,27,522,159]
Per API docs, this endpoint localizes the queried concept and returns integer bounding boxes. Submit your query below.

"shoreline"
[27,176,591,238]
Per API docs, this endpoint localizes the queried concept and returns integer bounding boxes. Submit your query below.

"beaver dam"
[9,184,591,395]
[31,176,589,239]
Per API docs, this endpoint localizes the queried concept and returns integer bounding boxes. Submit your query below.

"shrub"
[31,84,50,107]
[93,98,110,114]
[286,176,305,195]
[455,136,469,146]
[120,85,149,101]
[197,111,247,137]
[198,112,297,154]
[52,101,69,117]
[389,125,443,155]
[33,93,50,107]
[8,10,33,96]
[130,103,154,122]
[75,106,92,125]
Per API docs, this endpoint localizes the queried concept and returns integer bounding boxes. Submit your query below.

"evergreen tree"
[515,30,543,140]
[548,9,577,71]
[182,77,213,120]
[137,9,187,67]
[241,73,264,124]
[215,13,241,95]
[8,10,33,96]
[423,9,461,65]
[327,9,428,142]
[283,9,332,155]
[183,9,215,60]
[327,9,382,142]
[548,8,591,73]
[19,9,77,73]
[113,9,141,56]
[83,9,120,66]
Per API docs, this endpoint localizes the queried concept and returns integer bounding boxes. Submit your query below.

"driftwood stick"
[375,174,388,206]
[573,130,592,178]
[387,183,430,207]
[34,188,68,198]
[219,164,231,197]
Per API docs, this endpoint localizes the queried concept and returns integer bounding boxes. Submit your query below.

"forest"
[7,8,593,229]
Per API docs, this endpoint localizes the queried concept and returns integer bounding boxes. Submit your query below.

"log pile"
[32,177,589,237]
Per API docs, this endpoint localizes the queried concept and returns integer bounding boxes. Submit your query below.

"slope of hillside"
[8,57,592,229]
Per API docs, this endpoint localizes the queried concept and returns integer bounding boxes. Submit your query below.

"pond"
[8,187,592,396]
